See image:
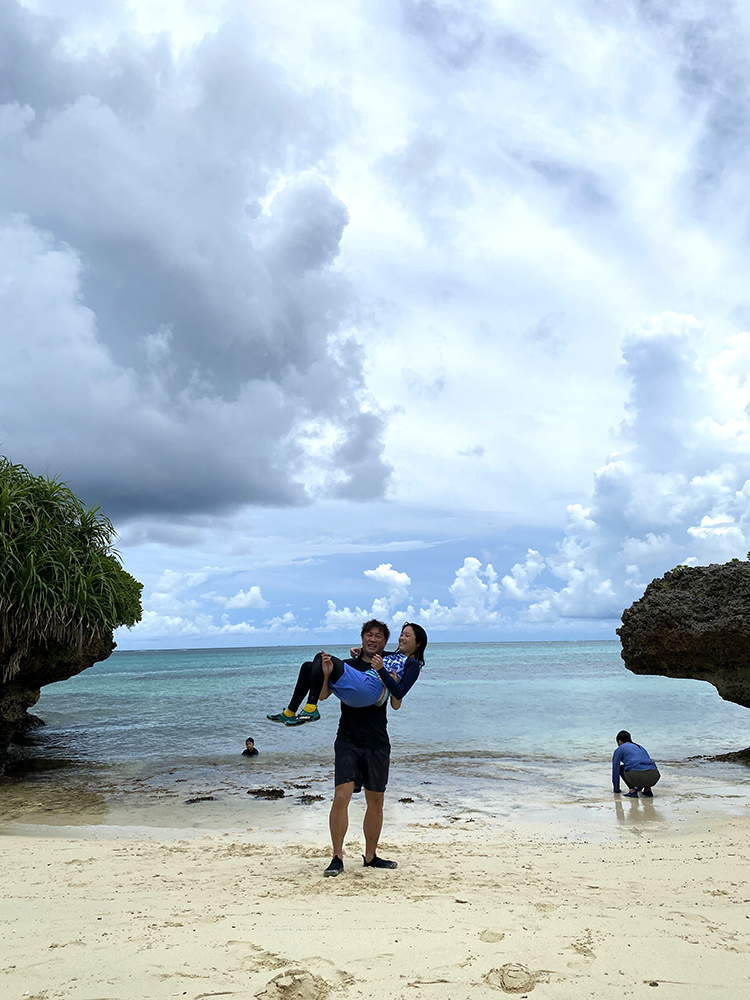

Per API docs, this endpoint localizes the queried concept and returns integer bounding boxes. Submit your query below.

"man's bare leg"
[363,788,384,862]
[329,781,355,859]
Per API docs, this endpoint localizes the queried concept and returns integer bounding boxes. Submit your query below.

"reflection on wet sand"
[613,796,664,824]
[0,780,108,825]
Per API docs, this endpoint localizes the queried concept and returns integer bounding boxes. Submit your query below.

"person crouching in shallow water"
[242,737,258,757]
[612,730,660,797]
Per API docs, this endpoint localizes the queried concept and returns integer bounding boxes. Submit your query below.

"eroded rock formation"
[618,560,750,711]
[0,634,115,771]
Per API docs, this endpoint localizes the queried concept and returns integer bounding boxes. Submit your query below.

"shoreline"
[3,806,750,999]
[3,749,750,842]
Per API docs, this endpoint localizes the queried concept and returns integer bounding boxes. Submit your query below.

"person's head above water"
[616,730,632,746]
[245,737,255,749]
[398,622,428,664]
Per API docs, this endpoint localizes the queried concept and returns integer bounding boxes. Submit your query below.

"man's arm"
[319,651,333,701]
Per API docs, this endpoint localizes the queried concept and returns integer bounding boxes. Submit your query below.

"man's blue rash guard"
[612,742,656,791]
[376,657,421,699]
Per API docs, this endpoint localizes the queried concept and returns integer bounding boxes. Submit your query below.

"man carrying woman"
[267,620,426,725]
[267,618,427,876]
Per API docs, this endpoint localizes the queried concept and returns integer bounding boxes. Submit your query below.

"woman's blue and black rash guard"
[376,655,422,699]
[612,741,657,791]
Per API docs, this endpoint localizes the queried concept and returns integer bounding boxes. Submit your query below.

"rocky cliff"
[0,634,115,771]
[618,560,750,714]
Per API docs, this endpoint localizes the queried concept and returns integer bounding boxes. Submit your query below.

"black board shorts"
[623,768,660,788]
[334,738,390,793]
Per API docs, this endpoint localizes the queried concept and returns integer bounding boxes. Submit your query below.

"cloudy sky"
[4,0,750,648]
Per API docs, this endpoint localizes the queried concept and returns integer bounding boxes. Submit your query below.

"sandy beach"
[3,801,750,1000]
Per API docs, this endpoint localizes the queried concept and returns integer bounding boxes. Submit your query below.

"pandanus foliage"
[0,458,142,682]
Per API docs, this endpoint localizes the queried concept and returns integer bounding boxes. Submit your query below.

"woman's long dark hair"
[402,622,428,665]
[616,730,632,744]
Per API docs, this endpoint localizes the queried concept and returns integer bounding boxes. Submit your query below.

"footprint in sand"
[256,969,330,1000]
[478,930,506,943]
[228,942,288,973]
[567,929,595,968]
[484,963,541,993]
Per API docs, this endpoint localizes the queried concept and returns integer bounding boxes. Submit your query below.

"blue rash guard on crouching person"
[612,741,657,792]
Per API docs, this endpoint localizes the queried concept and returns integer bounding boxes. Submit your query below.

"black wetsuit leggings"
[286,653,347,712]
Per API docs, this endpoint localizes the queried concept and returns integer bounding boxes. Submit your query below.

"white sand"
[3,806,750,1000]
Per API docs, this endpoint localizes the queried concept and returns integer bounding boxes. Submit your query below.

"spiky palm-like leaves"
[0,458,143,682]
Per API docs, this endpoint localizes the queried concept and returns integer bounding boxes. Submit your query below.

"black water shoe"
[363,854,397,869]
[324,856,343,877]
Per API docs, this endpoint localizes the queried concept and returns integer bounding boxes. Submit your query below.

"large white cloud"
[8,0,750,530]
[0,1,390,516]
[321,562,411,631]
[332,0,750,521]
[9,0,750,645]
[498,313,750,622]
[363,563,411,601]
[119,311,750,643]
[321,555,503,633]
[125,566,294,640]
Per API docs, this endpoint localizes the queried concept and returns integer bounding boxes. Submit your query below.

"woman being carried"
[267,621,427,726]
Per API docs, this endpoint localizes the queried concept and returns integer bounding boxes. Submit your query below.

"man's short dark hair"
[361,619,390,643]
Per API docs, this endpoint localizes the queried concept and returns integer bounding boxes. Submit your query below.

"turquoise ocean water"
[3,641,750,835]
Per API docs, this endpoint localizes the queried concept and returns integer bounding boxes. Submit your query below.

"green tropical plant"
[0,458,142,682]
